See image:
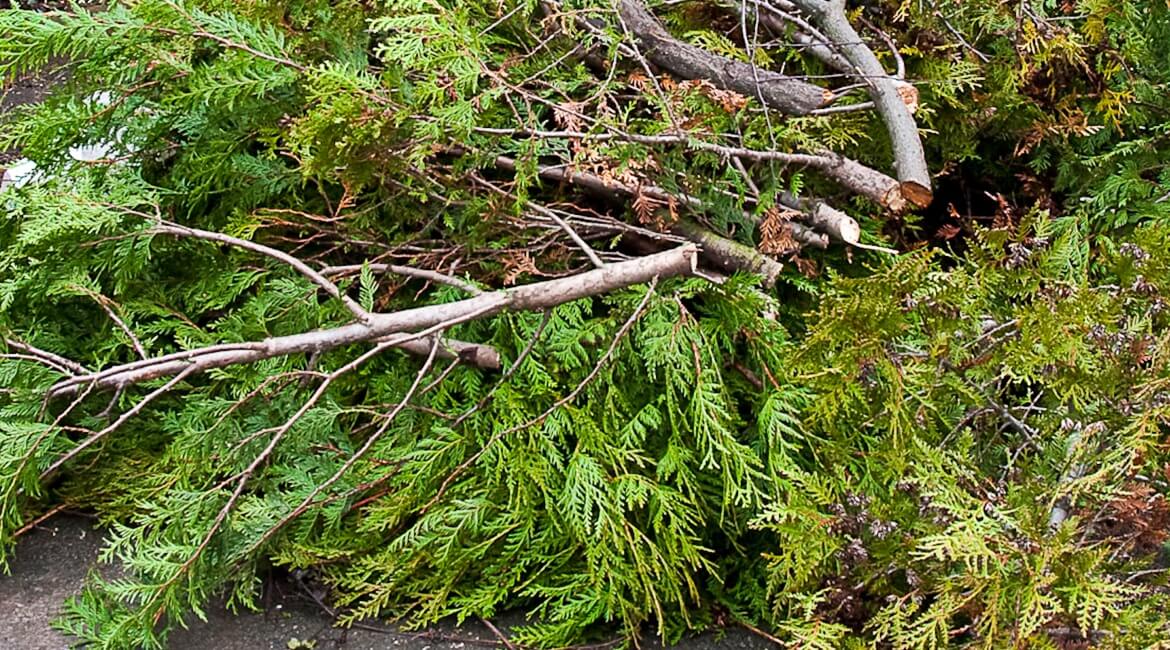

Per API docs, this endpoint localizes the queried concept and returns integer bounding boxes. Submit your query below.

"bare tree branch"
[320,263,483,296]
[733,0,853,74]
[791,0,932,207]
[2,338,89,376]
[672,219,784,286]
[617,0,830,115]
[482,131,908,211]
[778,191,860,244]
[388,336,501,370]
[148,220,373,323]
[49,246,699,397]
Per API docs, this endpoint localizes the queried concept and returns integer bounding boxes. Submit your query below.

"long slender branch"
[3,338,89,376]
[496,155,830,262]
[49,246,698,397]
[148,220,372,322]
[320,263,483,295]
[40,366,199,479]
[737,0,853,74]
[481,130,907,211]
[244,337,442,555]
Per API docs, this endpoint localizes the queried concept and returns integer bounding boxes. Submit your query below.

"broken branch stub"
[779,192,860,244]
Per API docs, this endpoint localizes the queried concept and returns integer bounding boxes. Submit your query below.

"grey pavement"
[0,515,768,649]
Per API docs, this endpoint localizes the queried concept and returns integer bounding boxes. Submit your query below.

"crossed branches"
[615,0,931,210]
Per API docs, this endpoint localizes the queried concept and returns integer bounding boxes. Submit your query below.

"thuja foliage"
[0,1,1169,648]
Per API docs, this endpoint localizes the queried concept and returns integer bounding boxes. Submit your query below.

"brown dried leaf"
[679,79,749,112]
[989,192,1016,231]
[759,208,800,256]
[666,195,679,223]
[627,72,652,92]
[936,223,962,241]
[794,256,818,278]
[1090,483,1170,557]
[502,250,539,285]
[553,101,586,132]
[631,189,661,226]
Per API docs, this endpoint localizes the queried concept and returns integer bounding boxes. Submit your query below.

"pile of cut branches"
[2,0,1170,648]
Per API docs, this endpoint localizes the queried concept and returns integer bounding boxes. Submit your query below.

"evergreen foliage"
[0,1,1168,648]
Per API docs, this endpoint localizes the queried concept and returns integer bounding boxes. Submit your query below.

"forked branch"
[49,245,699,397]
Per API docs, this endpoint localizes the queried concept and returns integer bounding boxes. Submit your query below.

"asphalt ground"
[0,516,770,649]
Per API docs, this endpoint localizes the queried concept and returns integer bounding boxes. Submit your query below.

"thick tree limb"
[671,220,784,286]
[617,0,830,115]
[49,246,698,397]
[791,0,932,207]
[809,150,911,212]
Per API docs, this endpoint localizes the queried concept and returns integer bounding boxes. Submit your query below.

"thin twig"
[68,284,147,359]
[40,365,200,479]
[3,338,88,376]
[481,618,518,650]
[320,262,483,295]
[423,279,658,514]
[242,337,442,555]
[145,217,372,323]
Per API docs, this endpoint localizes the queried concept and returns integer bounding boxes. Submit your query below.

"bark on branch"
[617,0,830,115]
[672,219,784,286]
[778,191,859,244]
[49,246,699,397]
[478,126,909,212]
[495,155,830,279]
[390,336,501,370]
[790,0,932,206]
[610,0,929,210]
